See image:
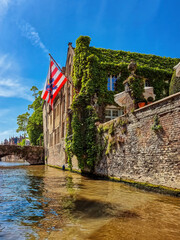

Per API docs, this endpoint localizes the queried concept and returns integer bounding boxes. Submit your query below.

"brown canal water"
[0,162,180,240]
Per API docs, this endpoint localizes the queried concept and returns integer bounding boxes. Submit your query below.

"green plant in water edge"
[65,137,73,170]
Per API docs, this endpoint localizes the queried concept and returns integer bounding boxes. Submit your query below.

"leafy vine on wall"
[65,36,179,171]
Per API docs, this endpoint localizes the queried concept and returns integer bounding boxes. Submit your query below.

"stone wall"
[0,145,44,165]
[95,92,180,189]
[1,155,24,162]
[47,142,79,169]
[46,142,66,167]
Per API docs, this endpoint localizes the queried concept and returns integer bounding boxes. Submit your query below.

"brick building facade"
[43,37,179,173]
[43,42,123,168]
[43,43,76,167]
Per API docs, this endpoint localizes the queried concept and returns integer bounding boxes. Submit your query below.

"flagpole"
[48,53,80,96]
[49,53,62,71]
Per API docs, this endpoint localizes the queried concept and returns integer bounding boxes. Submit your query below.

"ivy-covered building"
[43,36,179,170]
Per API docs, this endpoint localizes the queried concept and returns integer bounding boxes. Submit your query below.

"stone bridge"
[0,145,44,165]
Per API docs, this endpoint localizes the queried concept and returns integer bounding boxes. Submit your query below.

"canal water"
[0,162,180,240]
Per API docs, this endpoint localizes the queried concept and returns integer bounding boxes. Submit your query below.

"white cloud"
[0,54,20,75]
[0,0,24,19]
[19,21,49,55]
[0,78,33,101]
[0,54,33,101]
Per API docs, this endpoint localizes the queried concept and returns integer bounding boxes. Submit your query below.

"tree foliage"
[30,86,38,99]
[16,112,30,136]
[16,86,43,146]
[18,139,26,146]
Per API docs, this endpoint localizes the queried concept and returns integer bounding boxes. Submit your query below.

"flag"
[41,58,68,109]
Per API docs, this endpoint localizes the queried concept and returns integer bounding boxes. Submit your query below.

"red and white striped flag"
[41,58,67,109]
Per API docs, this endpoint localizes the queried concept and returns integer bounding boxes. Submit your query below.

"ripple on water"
[0,164,180,240]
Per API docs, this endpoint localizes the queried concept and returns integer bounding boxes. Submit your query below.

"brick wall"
[95,92,180,189]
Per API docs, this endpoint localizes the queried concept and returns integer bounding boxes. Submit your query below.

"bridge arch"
[0,145,44,165]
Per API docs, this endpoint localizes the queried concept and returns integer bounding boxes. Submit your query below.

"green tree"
[18,139,26,146]
[16,86,44,146]
[30,86,38,99]
[16,112,30,137]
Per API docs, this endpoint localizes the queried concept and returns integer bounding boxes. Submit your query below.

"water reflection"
[0,161,29,167]
[0,163,180,240]
[69,197,140,219]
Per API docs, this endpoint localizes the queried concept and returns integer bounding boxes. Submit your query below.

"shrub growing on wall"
[169,70,180,95]
[128,75,145,103]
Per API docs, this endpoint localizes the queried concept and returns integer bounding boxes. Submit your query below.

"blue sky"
[0,0,180,142]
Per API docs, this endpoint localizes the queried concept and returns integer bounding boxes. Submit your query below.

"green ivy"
[152,115,162,131]
[65,121,73,170]
[108,122,115,136]
[65,35,179,171]
[128,75,145,103]
[169,70,180,95]
[90,47,179,72]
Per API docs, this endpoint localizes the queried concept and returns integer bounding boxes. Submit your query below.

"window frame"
[107,75,117,91]
[105,108,124,122]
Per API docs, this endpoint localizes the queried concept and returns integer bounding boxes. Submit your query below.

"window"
[49,133,53,147]
[54,127,60,145]
[53,108,56,126]
[50,114,52,125]
[107,75,117,91]
[67,87,71,108]
[57,127,60,144]
[54,130,56,145]
[105,109,124,122]
[62,96,65,114]
[62,122,65,138]
[56,103,59,116]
